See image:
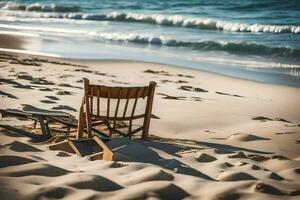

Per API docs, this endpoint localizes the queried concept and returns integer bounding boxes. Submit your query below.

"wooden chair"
[77,78,156,140]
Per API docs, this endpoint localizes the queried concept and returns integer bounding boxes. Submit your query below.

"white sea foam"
[0,10,299,34]
[0,47,62,57]
[1,24,299,62]
[0,2,79,12]
[0,24,86,35]
[0,30,39,37]
[1,27,299,71]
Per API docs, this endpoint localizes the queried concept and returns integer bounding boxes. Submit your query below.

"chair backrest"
[77,78,156,139]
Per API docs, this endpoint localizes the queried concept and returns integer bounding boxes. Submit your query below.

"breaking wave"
[1,22,298,59]
[90,32,300,59]
[0,9,299,34]
[0,2,79,12]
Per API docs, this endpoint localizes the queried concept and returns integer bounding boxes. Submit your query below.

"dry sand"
[0,51,300,200]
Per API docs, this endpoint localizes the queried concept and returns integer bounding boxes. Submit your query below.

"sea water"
[0,0,300,87]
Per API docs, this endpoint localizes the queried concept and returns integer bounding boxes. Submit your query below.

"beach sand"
[0,51,300,200]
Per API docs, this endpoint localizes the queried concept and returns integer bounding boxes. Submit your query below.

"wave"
[1,23,299,60]
[1,9,299,34]
[89,32,300,59]
[0,2,79,12]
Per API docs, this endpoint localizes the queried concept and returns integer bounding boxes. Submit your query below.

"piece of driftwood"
[77,78,156,139]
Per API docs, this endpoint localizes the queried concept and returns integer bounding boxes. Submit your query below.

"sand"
[0,51,300,200]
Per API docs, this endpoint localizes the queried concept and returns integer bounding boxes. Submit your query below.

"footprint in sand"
[228,152,248,159]
[109,162,128,168]
[45,96,60,101]
[214,149,234,154]
[16,74,34,81]
[219,162,234,169]
[175,80,188,84]
[10,58,41,66]
[56,91,73,95]
[277,168,300,181]
[196,153,217,162]
[0,90,17,99]
[74,69,93,73]
[132,182,189,200]
[40,100,56,104]
[30,78,55,86]
[144,69,172,76]
[213,133,270,142]
[0,155,37,168]
[111,80,129,84]
[56,151,71,157]
[252,116,291,123]
[247,154,269,162]
[66,174,122,192]
[237,161,248,166]
[177,74,194,78]
[228,152,269,162]
[254,183,283,195]
[179,85,208,93]
[0,162,69,177]
[215,91,244,98]
[5,141,42,152]
[57,83,82,89]
[160,80,173,83]
[192,97,203,101]
[34,187,72,199]
[275,132,295,135]
[122,167,174,185]
[52,105,77,112]
[15,75,54,86]
[251,164,261,170]
[0,78,32,89]
[157,93,186,100]
[39,87,53,91]
[218,171,257,181]
[94,71,116,77]
[270,155,289,160]
[269,172,284,181]
[58,74,74,79]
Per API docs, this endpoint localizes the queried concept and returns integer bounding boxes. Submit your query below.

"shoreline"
[0,31,300,88]
[1,48,300,90]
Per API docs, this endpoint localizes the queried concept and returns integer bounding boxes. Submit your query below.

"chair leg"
[39,117,51,139]
[33,120,37,129]
[76,105,85,140]
[45,120,51,138]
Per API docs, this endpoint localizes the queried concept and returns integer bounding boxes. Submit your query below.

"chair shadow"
[197,141,273,154]
[108,138,215,181]
[146,135,273,155]
[0,124,274,182]
[109,135,274,181]
[0,124,45,142]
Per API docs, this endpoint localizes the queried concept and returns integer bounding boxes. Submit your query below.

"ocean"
[0,0,300,87]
